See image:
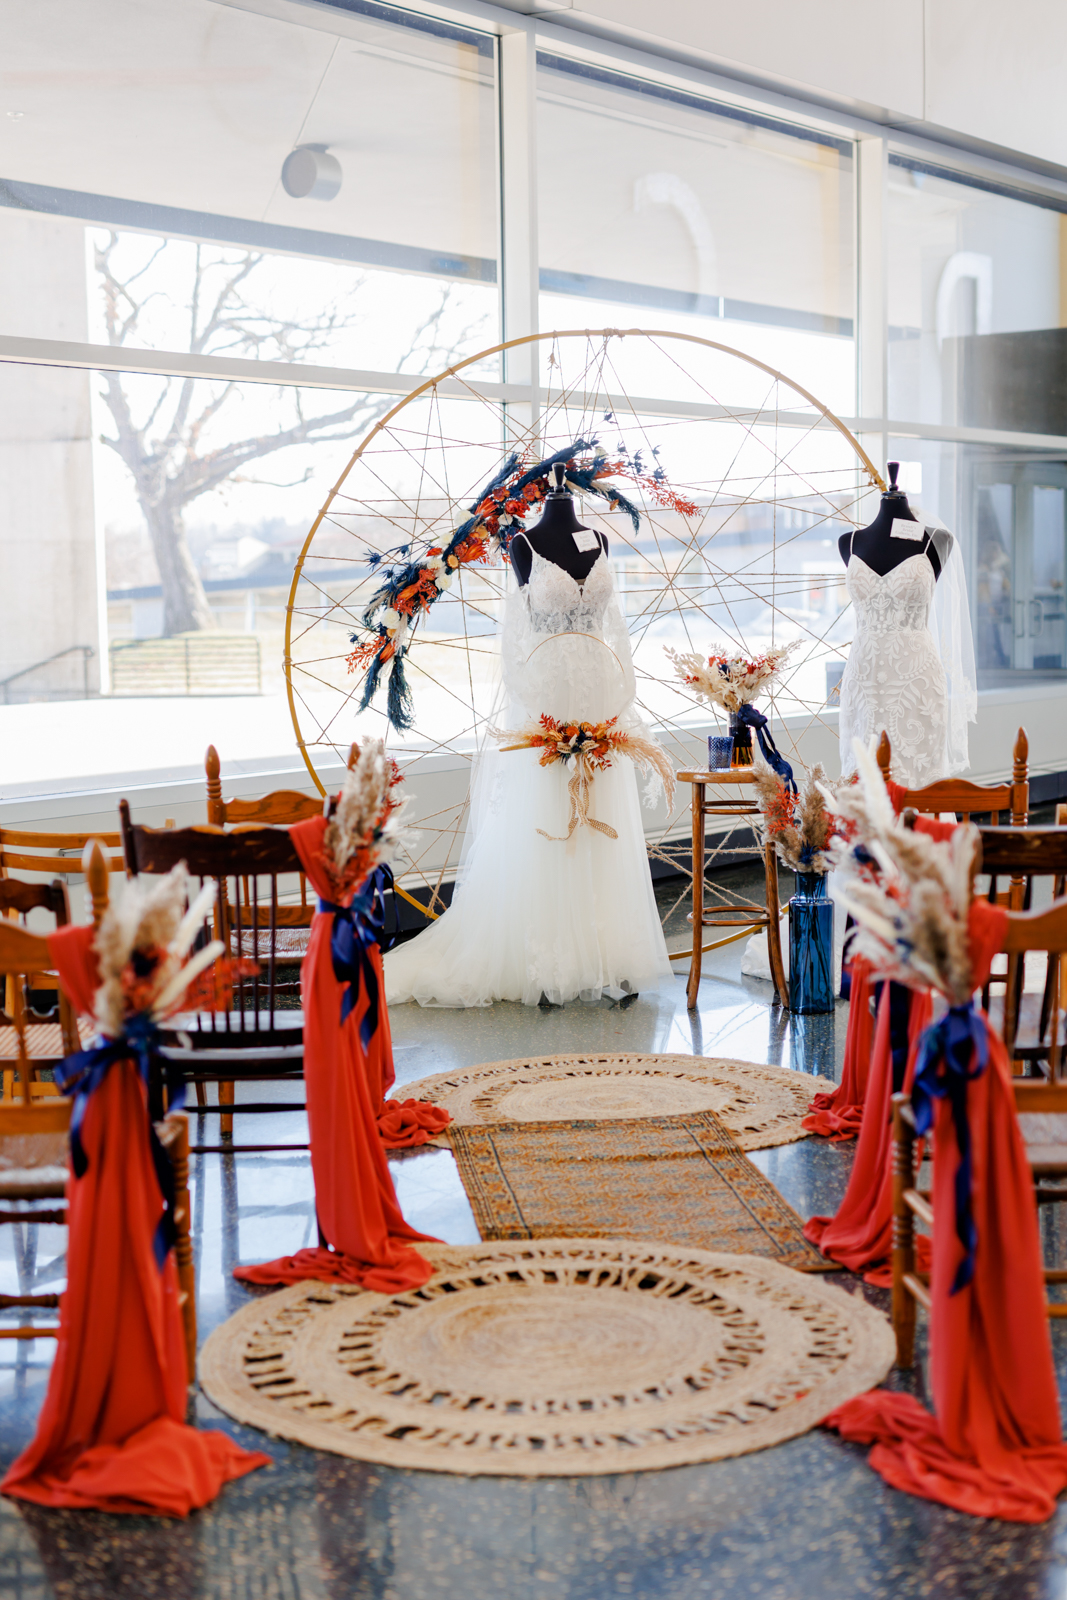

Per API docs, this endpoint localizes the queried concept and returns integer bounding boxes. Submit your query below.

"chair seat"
[0,1126,70,1198]
[169,1009,304,1034]
[0,1019,94,1061]
[233,926,311,959]
[0,1167,68,1200]
[160,1043,304,1066]
[1018,1113,1067,1174]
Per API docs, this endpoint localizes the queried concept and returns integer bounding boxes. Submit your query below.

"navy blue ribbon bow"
[54,1010,185,1270]
[737,703,797,794]
[910,1000,989,1295]
[318,864,395,1048]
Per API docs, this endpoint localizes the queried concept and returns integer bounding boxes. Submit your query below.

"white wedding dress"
[384,550,673,1007]
[838,546,949,787]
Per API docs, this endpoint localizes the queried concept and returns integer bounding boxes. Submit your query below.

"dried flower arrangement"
[492,714,676,841]
[319,738,415,900]
[666,641,798,715]
[751,757,841,875]
[347,440,698,732]
[823,741,979,1004]
[93,867,227,1039]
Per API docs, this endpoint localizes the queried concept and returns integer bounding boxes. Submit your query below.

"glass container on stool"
[728,710,753,767]
[789,872,834,1013]
[708,734,734,770]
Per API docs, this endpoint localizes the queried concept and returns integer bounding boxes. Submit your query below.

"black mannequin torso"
[839,461,942,581]
[510,464,608,587]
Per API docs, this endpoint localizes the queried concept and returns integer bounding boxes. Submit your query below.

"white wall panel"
[924,0,1067,170]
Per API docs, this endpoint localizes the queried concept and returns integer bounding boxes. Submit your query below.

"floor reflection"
[1,967,1063,1599]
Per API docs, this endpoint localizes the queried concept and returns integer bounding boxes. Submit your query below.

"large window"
[536,57,856,412]
[0,0,500,373]
[3,0,1067,808]
[888,157,1067,434]
[887,436,1067,691]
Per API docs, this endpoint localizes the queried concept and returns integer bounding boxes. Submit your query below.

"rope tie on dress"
[536,752,618,843]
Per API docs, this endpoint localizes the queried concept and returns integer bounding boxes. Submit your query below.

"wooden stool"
[677,769,789,1012]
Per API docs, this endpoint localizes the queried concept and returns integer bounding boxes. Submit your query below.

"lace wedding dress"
[383,550,673,1007]
[838,546,949,787]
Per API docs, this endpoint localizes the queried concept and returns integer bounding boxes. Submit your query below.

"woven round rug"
[400,1054,834,1150]
[201,1239,893,1476]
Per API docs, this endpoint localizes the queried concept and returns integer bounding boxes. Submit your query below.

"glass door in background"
[971,463,1067,684]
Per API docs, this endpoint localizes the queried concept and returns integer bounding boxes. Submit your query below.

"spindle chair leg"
[219,1079,235,1137]
[159,1113,197,1382]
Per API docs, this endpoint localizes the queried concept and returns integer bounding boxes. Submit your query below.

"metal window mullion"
[856,133,889,508]
[498,21,540,449]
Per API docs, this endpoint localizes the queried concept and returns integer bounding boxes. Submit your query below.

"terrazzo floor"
[2,874,1067,1599]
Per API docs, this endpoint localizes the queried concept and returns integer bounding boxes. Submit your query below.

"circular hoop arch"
[283,326,883,796]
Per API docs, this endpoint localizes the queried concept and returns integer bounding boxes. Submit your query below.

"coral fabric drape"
[364,945,451,1149]
[804,981,933,1275]
[2,925,269,1517]
[234,816,438,1292]
[825,901,1067,1523]
[803,955,874,1140]
[805,809,958,1244]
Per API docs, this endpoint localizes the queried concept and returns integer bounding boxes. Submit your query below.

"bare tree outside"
[95,233,485,635]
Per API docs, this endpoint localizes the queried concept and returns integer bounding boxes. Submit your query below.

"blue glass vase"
[789,871,834,1014]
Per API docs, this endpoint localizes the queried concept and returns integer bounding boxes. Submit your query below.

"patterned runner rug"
[449,1109,829,1272]
[402,1053,833,1151]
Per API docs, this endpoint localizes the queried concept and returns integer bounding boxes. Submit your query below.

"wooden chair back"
[892,893,1067,1365]
[120,801,305,1047]
[977,826,1067,1065]
[205,743,333,934]
[0,849,196,1354]
[0,876,77,1100]
[999,898,1067,1079]
[0,826,124,880]
[877,727,1029,825]
[205,743,326,829]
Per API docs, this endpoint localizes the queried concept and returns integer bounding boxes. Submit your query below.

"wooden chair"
[877,727,1029,826]
[1,825,124,1031]
[203,745,325,1130]
[0,826,124,881]
[120,804,308,1157]
[1,877,81,1102]
[892,895,1067,1367]
[0,843,197,1369]
[889,732,1029,1025]
[976,827,1067,1073]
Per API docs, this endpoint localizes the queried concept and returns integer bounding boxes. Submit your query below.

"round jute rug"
[400,1054,834,1150]
[201,1239,893,1476]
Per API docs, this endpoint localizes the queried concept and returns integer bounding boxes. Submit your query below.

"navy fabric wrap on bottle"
[317,864,395,1049]
[54,1011,184,1270]
[910,1000,989,1294]
[736,703,796,794]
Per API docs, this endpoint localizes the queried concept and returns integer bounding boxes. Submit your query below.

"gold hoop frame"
[284,326,883,796]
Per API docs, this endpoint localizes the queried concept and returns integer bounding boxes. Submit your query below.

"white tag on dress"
[890,516,924,542]
[572,528,599,552]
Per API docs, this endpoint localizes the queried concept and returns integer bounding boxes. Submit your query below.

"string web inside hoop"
[285,330,881,940]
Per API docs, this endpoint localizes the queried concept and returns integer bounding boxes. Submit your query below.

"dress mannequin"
[511,462,608,587]
[383,461,671,1007]
[837,463,961,787]
[838,461,951,578]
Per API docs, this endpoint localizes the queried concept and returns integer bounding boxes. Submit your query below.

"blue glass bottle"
[789,871,834,1013]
